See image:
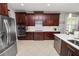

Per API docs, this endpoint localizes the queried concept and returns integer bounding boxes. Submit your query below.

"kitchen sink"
[68,40,79,46]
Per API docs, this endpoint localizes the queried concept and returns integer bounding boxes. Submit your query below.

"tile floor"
[16,40,59,56]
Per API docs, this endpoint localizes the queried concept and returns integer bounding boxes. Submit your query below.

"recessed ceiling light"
[47,4,50,6]
[21,3,24,6]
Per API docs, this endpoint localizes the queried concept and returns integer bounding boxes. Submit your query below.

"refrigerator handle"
[3,19,10,44]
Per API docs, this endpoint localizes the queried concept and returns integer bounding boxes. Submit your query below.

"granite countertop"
[54,34,79,50]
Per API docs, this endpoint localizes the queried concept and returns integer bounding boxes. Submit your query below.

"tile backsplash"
[26,26,60,32]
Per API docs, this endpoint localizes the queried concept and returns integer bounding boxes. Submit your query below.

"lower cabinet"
[25,32,34,40]
[21,32,60,40]
[34,32,44,40]
[64,42,79,56]
[60,40,69,56]
[44,32,53,40]
[60,40,79,56]
[44,32,60,40]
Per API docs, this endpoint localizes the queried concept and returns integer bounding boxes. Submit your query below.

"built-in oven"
[17,25,26,37]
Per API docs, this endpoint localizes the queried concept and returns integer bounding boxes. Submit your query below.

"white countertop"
[26,26,60,32]
[54,34,79,50]
[26,30,60,32]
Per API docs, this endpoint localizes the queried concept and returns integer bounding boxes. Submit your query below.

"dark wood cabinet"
[34,32,44,40]
[25,32,34,40]
[26,14,35,26]
[44,32,60,40]
[0,3,8,16]
[15,13,59,26]
[66,43,79,56]
[60,40,68,56]
[60,40,79,56]
[43,14,59,26]
[50,14,59,26]
[15,12,26,25]
[54,35,79,56]
[44,32,53,40]
[20,32,60,40]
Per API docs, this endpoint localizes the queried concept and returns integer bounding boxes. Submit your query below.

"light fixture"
[47,3,50,6]
[21,3,24,6]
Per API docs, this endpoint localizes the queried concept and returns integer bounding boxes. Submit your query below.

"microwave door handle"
[3,19,10,44]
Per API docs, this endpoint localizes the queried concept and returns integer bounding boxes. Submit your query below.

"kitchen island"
[54,34,79,56]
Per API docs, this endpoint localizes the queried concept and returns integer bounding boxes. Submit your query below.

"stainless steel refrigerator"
[0,15,17,56]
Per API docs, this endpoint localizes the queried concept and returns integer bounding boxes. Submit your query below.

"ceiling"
[8,3,79,13]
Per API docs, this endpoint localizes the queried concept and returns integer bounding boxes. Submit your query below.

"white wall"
[8,7,16,19]
[59,13,68,33]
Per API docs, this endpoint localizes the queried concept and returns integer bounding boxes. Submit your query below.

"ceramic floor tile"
[16,40,59,56]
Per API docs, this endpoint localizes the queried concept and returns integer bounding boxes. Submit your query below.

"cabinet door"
[43,14,59,26]
[26,32,33,40]
[44,32,53,40]
[34,32,44,40]
[25,15,28,26]
[15,12,26,25]
[66,44,79,56]
[43,15,51,26]
[67,47,75,56]
[0,3,8,16]
[51,15,59,26]
[44,32,60,40]
[15,13,20,24]
[27,14,35,26]
[60,40,79,56]
[60,40,68,56]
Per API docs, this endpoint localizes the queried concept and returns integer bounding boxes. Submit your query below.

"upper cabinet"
[15,12,26,25]
[15,12,60,26]
[51,14,59,26]
[0,3,8,16]
[43,14,51,26]
[43,14,59,26]
[26,14,35,26]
